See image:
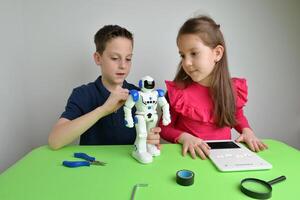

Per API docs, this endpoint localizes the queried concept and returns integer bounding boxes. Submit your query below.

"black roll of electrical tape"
[176,169,194,186]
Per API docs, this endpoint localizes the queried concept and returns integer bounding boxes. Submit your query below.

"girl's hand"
[147,127,162,149]
[235,128,268,152]
[178,132,211,160]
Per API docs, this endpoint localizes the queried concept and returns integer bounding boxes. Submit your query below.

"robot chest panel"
[139,92,157,106]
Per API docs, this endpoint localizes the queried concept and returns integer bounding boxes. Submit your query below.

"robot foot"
[147,144,161,157]
[132,151,153,164]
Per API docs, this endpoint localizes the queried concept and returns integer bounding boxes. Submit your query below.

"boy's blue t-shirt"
[61,76,138,145]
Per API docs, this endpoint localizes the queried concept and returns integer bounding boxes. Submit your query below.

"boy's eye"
[126,58,132,62]
[180,54,185,59]
[111,57,119,60]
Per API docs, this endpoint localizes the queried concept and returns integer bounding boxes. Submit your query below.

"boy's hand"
[102,87,129,114]
[147,127,161,149]
[235,128,268,152]
[178,132,210,160]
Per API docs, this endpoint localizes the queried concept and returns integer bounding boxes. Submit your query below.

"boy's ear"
[93,52,102,65]
[214,45,224,62]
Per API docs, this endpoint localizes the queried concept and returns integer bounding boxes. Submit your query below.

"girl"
[160,16,267,159]
[48,25,161,149]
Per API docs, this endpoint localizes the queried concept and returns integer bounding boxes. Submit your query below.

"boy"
[48,25,161,149]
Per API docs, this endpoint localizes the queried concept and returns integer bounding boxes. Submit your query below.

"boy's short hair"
[94,25,133,54]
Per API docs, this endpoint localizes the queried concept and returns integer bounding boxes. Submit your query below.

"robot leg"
[146,114,161,156]
[132,115,153,164]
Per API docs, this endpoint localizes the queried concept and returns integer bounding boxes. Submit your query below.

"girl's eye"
[191,52,199,56]
[126,58,132,62]
[180,54,185,59]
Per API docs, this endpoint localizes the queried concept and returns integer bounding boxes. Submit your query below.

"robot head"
[139,76,155,92]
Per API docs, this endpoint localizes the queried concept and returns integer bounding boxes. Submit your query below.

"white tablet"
[205,140,272,172]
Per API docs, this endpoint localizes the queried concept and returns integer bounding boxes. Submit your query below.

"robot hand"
[125,116,134,128]
[162,114,171,126]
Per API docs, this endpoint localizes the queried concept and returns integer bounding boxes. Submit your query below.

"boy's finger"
[147,140,159,145]
[147,133,160,140]
[156,144,162,150]
[120,94,129,100]
[151,127,161,133]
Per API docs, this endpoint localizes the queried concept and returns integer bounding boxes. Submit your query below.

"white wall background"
[1,0,299,173]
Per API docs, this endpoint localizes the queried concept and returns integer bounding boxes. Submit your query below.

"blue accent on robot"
[129,90,139,102]
[134,116,138,124]
[156,89,165,97]
[138,80,143,88]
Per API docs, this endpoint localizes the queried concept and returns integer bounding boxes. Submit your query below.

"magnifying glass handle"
[268,176,286,185]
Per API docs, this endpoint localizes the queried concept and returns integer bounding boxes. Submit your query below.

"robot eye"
[144,80,155,89]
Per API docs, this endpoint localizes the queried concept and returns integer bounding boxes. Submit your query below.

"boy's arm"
[48,86,129,150]
[48,106,109,150]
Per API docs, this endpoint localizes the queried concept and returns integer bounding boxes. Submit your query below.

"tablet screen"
[206,141,240,149]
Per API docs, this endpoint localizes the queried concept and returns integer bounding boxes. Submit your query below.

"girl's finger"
[200,143,210,157]
[252,141,260,152]
[258,141,267,151]
[182,144,188,157]
[188,145,196,159]
[262,142,268,149]
[247,140,255,152]
[195,145,207,159]
[202,141,211,150]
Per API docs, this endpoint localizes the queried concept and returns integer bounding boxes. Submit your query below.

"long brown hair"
[174,15,236,127]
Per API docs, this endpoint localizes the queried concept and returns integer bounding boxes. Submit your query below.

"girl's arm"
[159,104,210,159]
[234,107,250,133]
[159,105,184,143]
[234,107,268,152]
[48,87,128,150]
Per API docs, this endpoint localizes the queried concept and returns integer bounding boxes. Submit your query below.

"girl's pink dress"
[160,78,250,143]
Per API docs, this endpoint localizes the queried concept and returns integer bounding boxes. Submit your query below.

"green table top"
[0,139,299,200]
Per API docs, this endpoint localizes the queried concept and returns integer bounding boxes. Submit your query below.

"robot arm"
[124,89,139,128]
[157,89,171,126]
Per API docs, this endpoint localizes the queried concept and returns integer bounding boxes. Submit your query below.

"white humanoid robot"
[124,76,171,164]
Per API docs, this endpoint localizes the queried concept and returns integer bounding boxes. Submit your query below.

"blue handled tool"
[62,152,106,168]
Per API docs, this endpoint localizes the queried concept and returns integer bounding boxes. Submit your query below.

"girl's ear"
[93,52,102,65]
[214,45,224,62]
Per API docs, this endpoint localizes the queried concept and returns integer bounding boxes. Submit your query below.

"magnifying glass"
[240,176,286,199]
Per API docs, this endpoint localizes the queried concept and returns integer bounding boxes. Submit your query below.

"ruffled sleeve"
[165,81,185,113]
[233,78,248,108]
[165,81,214,123]
[232,78,251,133]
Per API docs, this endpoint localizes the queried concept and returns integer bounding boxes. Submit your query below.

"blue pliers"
[62,152,106,168]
